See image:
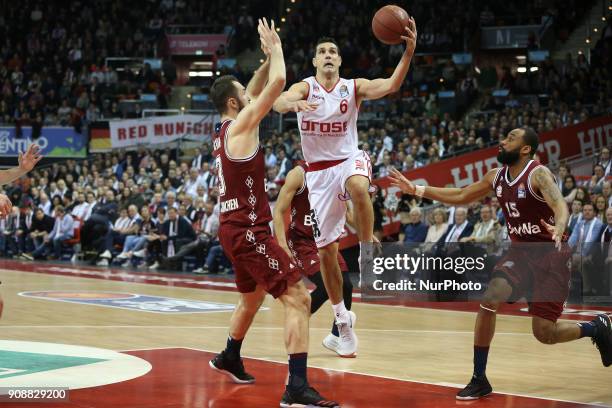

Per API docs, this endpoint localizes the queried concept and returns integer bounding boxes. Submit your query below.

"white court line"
[181,345,612,408]
[0,325,534,336]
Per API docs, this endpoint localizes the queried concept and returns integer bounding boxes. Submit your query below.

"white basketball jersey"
[296,76,359,163]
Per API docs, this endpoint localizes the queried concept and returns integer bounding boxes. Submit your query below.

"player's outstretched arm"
[532,166,569,248]
[0,144,43,219]
[230,18,286,139]
[273,167,303,258]
[389,167,495,205]
[245,55,270,101]
[356,16,417,102]
[272,81,317,114]
[0,144,42,186]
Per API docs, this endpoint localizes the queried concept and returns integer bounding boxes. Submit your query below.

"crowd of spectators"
[0,0,280,129]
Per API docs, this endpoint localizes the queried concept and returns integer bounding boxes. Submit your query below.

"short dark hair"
[521,127,539,157]
[210,75,239,114]
[315,37,340,55]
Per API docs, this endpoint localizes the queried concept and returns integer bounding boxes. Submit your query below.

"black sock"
[578,321,597,338]
[288,353,308,391]
[225,336,243,360]
[473,346,489,378]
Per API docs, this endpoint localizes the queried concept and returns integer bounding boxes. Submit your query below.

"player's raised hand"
[389,167,416,195]
[257,18,281,52]
[540,218,563,251]
[290,100,318,112]
[260,41,271,59]
[0,194,12,219]
[18,143,43,172]
[400,16,417,53]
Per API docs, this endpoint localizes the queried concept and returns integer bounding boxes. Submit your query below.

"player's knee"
[286,284,311,314]
[319,248,336,265]
[532,324,556,345]
[481,291,502,309]
[482,279,511,305]
[346,177,369,199]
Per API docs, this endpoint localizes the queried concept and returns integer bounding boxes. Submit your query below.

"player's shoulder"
[284,166,306,188]
[485,167,504,184]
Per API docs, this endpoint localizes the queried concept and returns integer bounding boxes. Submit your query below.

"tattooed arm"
[531,166,569,248]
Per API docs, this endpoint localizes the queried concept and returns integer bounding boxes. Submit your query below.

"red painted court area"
[11,348,602,408]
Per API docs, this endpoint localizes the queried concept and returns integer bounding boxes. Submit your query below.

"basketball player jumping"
[208,19,338,407]
[273,18,417,357]
[273,162,354,356]
[0,144,43,318]
[389,127,612,400]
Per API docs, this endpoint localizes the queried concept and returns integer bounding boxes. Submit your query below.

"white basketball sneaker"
[335,310,358,358]
[322,333,339,353]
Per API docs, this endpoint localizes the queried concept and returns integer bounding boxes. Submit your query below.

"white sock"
[332,301,348,321]
[359,241,373,257]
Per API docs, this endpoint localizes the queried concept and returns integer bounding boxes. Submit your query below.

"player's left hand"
[389,168,416,195]
[258,18,281,52]
[260,41,271,59]
[290,100,318,112]
[0,194,12,219]
[18,144,43,172]
[540,219,563,250]
[400,16,417,53]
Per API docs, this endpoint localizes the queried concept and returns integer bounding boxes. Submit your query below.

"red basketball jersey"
[214,120,272,227]
[492,160,555,242]
[288,163,317,240]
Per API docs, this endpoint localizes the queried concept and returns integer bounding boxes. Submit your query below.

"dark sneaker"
[209,351,255,384]
[592,314,612,367]
[456,375,493,400]
[280,386,339,407]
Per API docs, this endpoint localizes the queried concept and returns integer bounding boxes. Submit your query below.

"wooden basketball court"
[0,259,610,407]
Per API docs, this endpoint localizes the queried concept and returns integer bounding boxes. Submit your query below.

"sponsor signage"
[108,114,219,149]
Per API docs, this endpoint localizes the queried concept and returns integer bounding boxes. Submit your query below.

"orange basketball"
[372,5,410,45]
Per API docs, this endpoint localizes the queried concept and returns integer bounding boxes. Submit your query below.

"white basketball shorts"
[306,150,372,248]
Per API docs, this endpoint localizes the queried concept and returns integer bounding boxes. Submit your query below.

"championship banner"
[339,115,612,249]
[166,34,228,55]
[108,114,219,149]
[0,126,87,158]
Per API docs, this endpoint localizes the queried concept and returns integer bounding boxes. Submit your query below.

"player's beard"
[497,146,521,165]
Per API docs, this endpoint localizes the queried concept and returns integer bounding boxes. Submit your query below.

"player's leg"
[318,243,343,305]
[343,151,375,282]
[531,311,612,367]
[210,286,266,384]
[310,270,353,354]
[319,243,357,357]
[307,168,357,357]
[345,174,374,272]
[457,277,513,400]
[278,280,339,407]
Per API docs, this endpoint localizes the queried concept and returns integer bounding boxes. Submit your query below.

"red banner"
[166,34,228,55]
[339,115,612,249]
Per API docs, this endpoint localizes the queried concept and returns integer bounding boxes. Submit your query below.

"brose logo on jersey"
[300,119,348,134]
[507,221,542,236]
